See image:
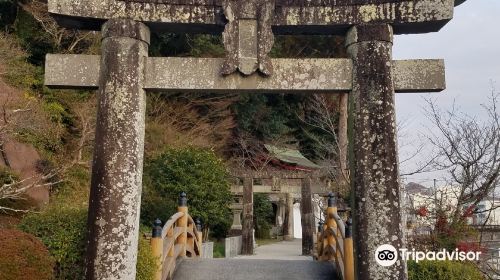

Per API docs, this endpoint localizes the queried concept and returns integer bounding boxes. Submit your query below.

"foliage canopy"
[141,147,232,238]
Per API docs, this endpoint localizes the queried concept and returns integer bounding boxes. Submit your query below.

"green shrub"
[15,129,62,154]
[408,260,484,280]
[19,206,87,279]
[19,205,158,280]
[13,9,56,65]
[213,241,225,258]
[254,193,273,239]
[0,1,17,29]
[141,147,232,238]
[51,165,91,207]
[256,222,272,239]
[0,32,43,91]
[0,167,19,210]
[137,235,157,280]
[0,229,55,280]
[209,217,232,241]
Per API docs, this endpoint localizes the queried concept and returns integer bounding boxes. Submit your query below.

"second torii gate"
[44,0,465,279]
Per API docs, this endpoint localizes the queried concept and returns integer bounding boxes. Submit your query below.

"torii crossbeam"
[44,0,466,279]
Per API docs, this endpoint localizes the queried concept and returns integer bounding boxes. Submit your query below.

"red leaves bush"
[0,229,55,280]
[416,206,428,217]
[456,241,486,254]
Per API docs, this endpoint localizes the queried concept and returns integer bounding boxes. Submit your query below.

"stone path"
[173,239,339,280]
[236,238,311,260]
[173,259,337,280]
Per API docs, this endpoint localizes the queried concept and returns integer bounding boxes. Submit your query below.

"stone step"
[173,258,338,280]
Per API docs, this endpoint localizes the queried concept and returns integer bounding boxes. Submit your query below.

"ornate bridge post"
[85,19,149,280]
[346,24,407,280]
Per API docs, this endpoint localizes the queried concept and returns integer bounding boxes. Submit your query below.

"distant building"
[468,197,500,226]
[403,182,434,236]
[403,182,500,236]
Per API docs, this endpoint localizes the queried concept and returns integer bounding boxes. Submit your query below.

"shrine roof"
[264,144,320,170]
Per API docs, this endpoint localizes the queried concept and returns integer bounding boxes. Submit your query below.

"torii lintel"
[48,0,466,35]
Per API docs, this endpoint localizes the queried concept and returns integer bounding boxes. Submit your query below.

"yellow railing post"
[151,218,163,280]
[327,193,337,262]
[167,227,174,257]
[177,192,188,257]
[344,218,355,280]
[336,222,342,264]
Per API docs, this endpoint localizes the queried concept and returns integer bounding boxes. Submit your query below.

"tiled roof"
[264,144,320,169]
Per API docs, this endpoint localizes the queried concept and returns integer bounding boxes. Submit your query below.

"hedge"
[19,205,157,279]
[19,206,87,279]
[408,260,484,280]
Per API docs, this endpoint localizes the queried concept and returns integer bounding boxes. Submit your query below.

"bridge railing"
[314,193,354,280]
[150,192,202,280]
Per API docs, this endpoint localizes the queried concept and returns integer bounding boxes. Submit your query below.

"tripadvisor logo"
[375,244,398,267]
[375,244,482,266]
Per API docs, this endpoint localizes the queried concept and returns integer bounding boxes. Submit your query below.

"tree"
[71,96,96,165]
[253,193,274,239]
[406,88,500,278]
[297,93,348,194]
[424,88,500,227]
[146,93,235,156]
[17,1,97,54]
[141,147,232,240]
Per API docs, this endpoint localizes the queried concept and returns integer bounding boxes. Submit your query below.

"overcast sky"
[393,0,500,187]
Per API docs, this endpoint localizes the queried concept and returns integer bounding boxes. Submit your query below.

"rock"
[1,138,49,206]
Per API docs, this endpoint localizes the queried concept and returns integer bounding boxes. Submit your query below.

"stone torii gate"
[44,0,464,279]
[229,170,329,254]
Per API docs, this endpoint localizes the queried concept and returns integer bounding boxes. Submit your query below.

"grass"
[213,241,225,258]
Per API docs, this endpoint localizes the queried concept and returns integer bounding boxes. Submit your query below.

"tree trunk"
[242,177,254,254]
[301,177,314,255]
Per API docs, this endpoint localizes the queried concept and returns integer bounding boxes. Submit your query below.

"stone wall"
[224,235,242,258]
[201,242,213,259]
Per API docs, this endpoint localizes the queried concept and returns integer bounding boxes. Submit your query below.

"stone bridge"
[151,193,351,280]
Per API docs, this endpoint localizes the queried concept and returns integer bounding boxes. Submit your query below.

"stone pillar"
[85,19,149,280]
[231,209,242,230]
[284,193,294,241]
[276,197,285,227]
[229,205,243,236]
[241,177,254,254]
[346,24,407,280]
[301,177,314,255]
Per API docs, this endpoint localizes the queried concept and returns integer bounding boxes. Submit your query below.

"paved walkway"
[173,239,339,280]
[235,238,312,260]
[174,259,336,280]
